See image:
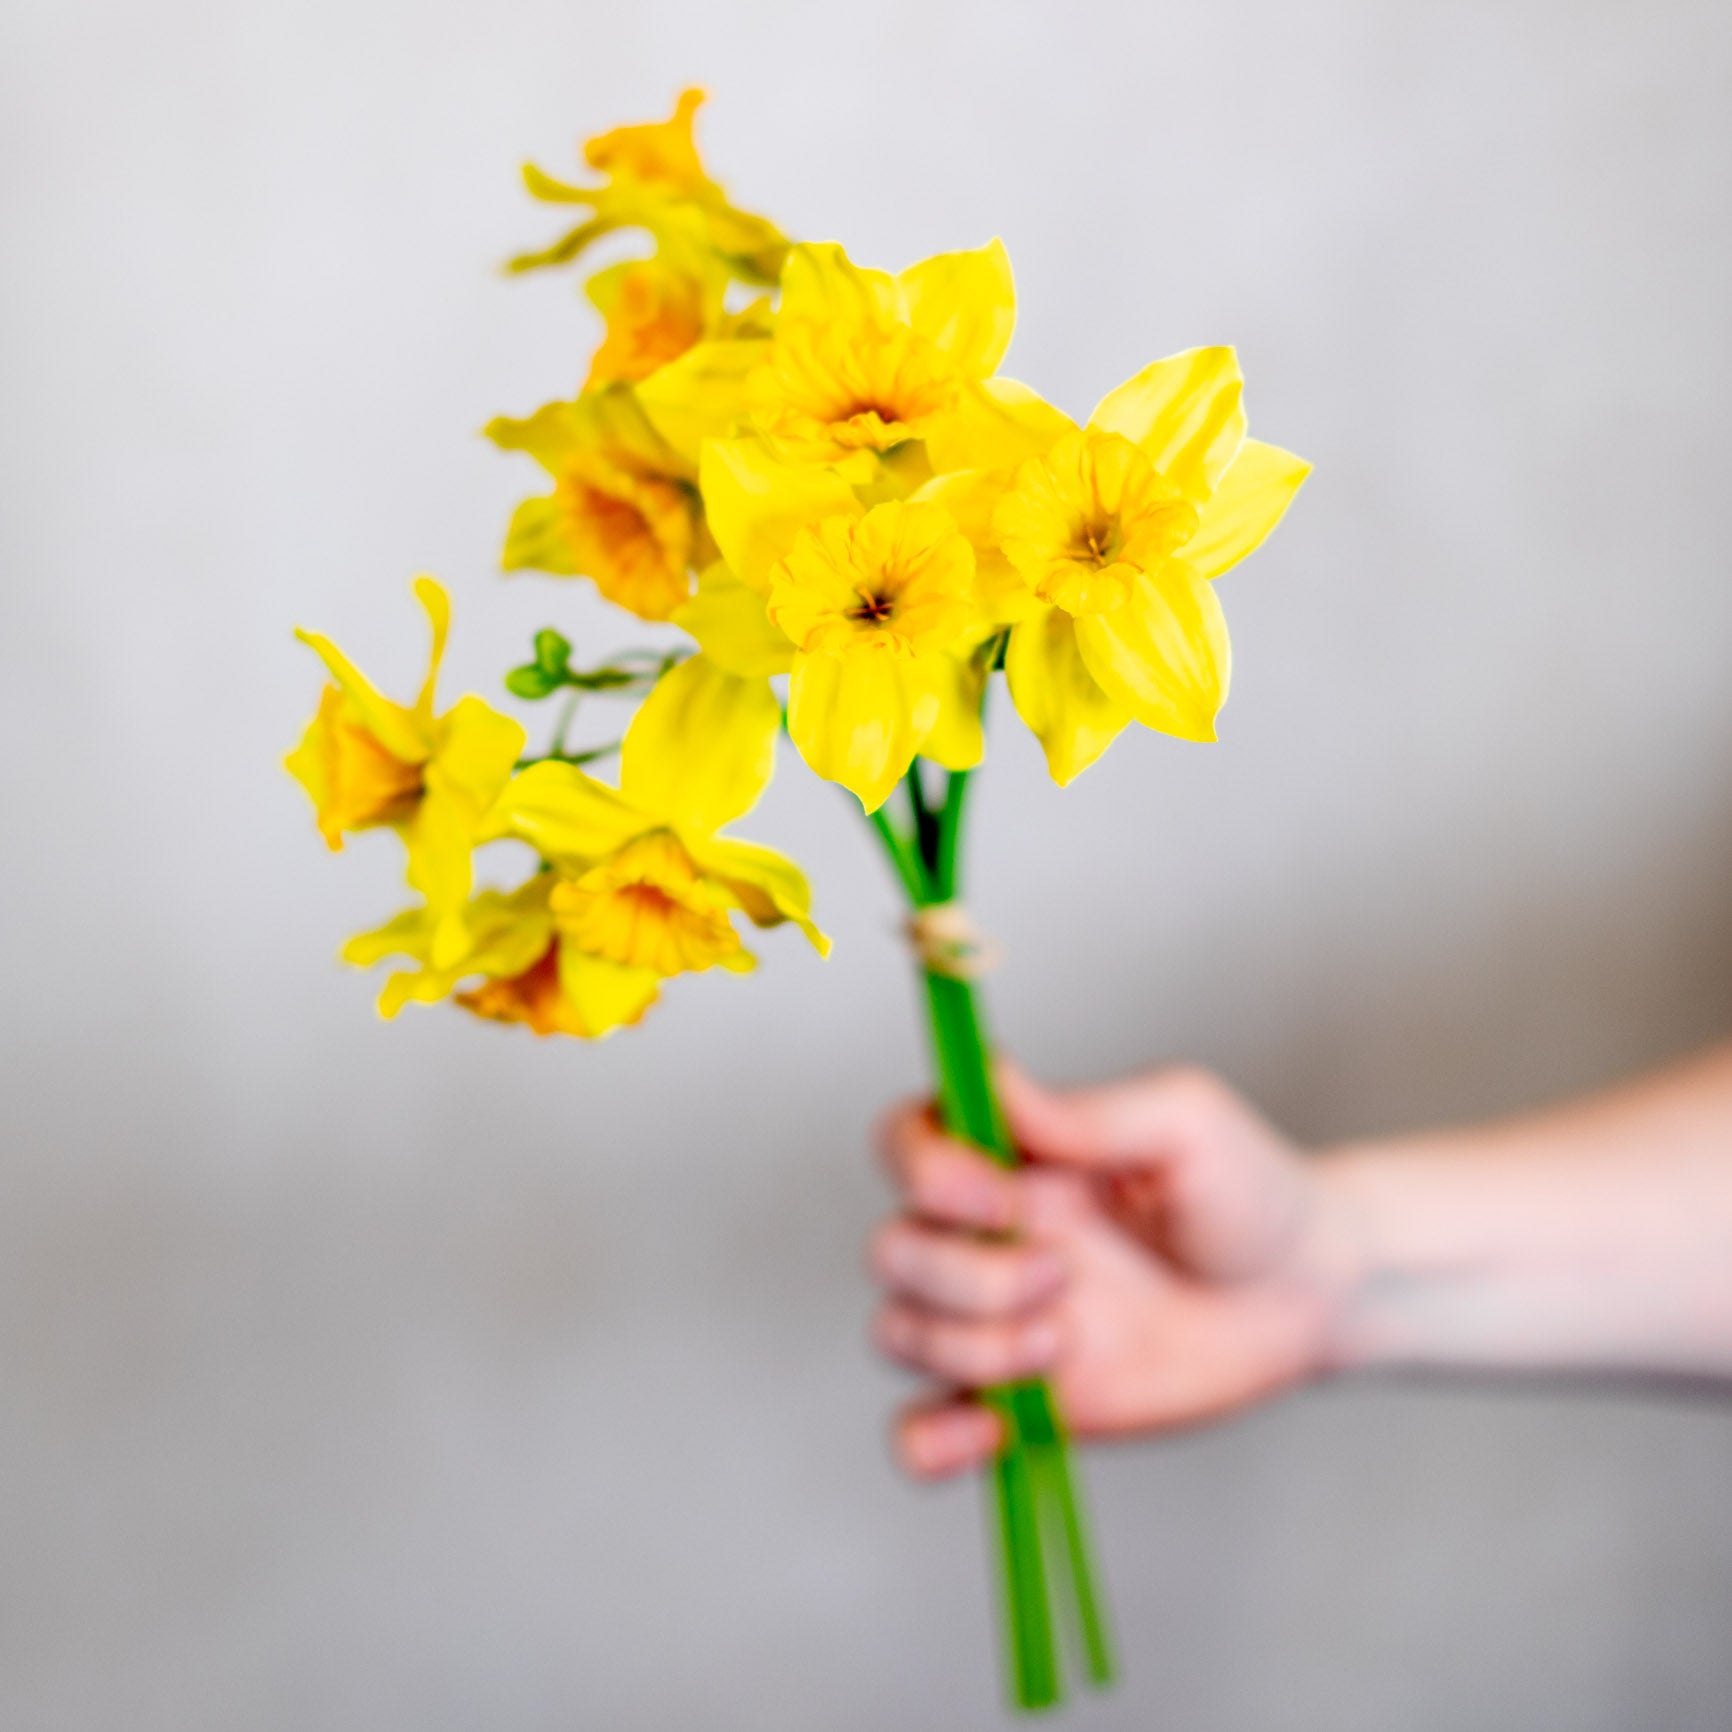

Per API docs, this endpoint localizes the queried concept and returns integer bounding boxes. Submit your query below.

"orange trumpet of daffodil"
[485,386,710,623]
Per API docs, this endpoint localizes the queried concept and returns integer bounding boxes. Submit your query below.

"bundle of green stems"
[867,758,1114,1712]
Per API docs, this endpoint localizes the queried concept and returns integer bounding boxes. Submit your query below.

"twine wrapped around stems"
[904,901,1002,981]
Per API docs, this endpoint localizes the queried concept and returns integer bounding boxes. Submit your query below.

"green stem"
[548,689,582,756]
[863,760,1116,1711]
[933,766,970,903]
[868,803,926,906]
[904,757,943,879]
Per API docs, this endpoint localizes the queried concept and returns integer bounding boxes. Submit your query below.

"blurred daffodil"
[584,251,773,390]
[286,577,526,964]
[344,875,660,1038]
[509,88,788,287]
[492,654,829,973]
[486,386,708,622]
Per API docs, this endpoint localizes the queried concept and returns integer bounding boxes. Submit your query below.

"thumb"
[997,1061,1224,1170]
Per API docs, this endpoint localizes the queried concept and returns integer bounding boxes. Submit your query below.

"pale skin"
[869,1042,1732,1478]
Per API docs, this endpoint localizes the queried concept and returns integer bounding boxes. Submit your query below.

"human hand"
[869,1065,1358,1477]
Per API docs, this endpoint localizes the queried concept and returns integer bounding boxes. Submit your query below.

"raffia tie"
[904,901,1002,981]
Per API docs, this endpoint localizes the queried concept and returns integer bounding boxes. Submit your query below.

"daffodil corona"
[290,89,1311,1712]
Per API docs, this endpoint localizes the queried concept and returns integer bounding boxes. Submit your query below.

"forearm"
[1316,1041,1732,1381]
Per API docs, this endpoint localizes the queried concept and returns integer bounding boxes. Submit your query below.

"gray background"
[6,2,1732,1727]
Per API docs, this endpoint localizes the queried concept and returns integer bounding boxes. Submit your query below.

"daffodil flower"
[485,386,710,623]
[508,87,788,287]
[285,576,526,965]
[584,262,769,396]
[684,439,993,811]
[936,348,1310,782]
[343,874,661,1038]
[639,238,1019,493]
[491,654,830,974]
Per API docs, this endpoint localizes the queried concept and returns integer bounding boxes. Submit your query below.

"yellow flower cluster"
[288,605,826,1039]
[287,90,1306,1037]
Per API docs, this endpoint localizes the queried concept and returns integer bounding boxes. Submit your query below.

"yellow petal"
[401,789,478,963]
[1073,565,1231,743]
[922,376,1073,479]
[283,695,337,843]
[292,629,428,765]
[459,881,561,977]
[412,577,451,713]
[895,238,1016,377]
[619,654,781,833]
[778,242,900,328]
[673,562,796,678]
[687,834,831,956]
[635,337,771,465]
[913,469,1043,624]
[501,495,578,575]
[488,387,689,482]
[1181,438,1311,579]
[1087,347,1246,502]
[699,437,860,593]
[484,400,586,474]
[431,695,526,812]
[557,946,662,1037]
[921,651,987,772]
[348,880,556,1018]
[379,966,457,1020]
[490,761,646,863]
[787,650,941,813]
[1005,606,1132,784]
[341,904,435,970]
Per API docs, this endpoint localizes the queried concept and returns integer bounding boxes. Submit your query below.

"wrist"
[1305,1138,1431,1376]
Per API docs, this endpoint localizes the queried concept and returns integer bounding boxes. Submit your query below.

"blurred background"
[6,2,1732,1727]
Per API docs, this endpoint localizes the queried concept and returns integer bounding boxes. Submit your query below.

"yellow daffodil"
[585,256,716,388]
[285,576,526,964]
[486,385,709,623]
[937,348,1309,782]
[491,654,830,973]
[584,250,773,391]
[687,439,992,810]
[509,88,788,287]
[639,239,1018,491]
[343,874,660,1038]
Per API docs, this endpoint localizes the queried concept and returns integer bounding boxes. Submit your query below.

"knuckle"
[1153,1063,1229,1120]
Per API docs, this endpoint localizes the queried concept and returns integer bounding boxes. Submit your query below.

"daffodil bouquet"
[287,89,1307,1712]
